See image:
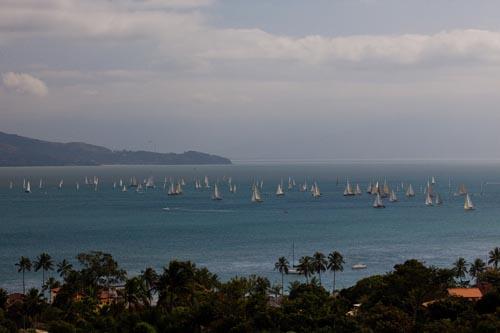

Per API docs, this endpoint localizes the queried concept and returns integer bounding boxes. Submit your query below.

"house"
[446,288,483,301]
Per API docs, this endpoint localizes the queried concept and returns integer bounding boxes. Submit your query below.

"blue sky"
[1,0,500,160]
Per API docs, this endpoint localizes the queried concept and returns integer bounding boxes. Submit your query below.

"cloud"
[3,1,500,70]
[2,72,48,97]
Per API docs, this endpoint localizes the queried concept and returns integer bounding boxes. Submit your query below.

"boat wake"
[162,207,234,213]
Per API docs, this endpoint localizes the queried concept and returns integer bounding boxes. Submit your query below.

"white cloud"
[2,72,48,97]
[3,1,500,69]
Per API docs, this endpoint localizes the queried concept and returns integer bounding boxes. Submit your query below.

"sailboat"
[312,182,321,198]
[145,176,155,189]
[288,177,293,190]
[366,181,372,194]
[464,193,475,211]
[355,184,362,195]
[382,180,390,198]
[405,184,415,197]
[25,181,31,193]
[372,193,385,208]
[456,184,467,196]
[288,242,301,275]
[204,176,210,189]
[431,176,436,185]
[23,179,26,190]
[251,184,263,203]
[9,181,13,189]
[212,183,223,200]
[39,179,43,189]
[425,192,433,206]
[435,193,443,205]
[300,178,308,192]
[58,179,64,189]
[276,182,285,197]
[122,185,127,192]
[76,182,80,191]
[343,179,355,196]
[136,183,144,193]
[129,177,138,188]
[389,190,398,202]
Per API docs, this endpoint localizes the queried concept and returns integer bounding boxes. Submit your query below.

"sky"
[2,0,500,160]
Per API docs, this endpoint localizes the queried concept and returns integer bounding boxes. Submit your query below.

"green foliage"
[133,321,157,333]
[48,320,76,333]
[3,249,500,333]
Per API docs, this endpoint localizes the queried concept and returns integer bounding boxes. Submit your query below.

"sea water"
[0,161,499,292]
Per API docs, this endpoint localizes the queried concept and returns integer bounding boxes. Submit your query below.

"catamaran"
[212,183,223,200]
[464,193,475,211]
[372,193,385,208]
[405,184,415,197]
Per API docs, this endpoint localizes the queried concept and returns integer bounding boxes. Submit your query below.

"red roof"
[447,288,482,299]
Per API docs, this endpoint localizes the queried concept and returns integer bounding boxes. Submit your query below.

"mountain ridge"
[0,132,231,166]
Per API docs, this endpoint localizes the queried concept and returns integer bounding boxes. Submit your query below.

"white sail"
[59,179,64,189]
[312,182,321,198]
[288,177,293,190]
[431,176,436,185]
[119,179,123,187]
[366,181,372,194]
[212,183,222,200]
[355,184,362,195]
[204,176,210,188]
[406,184,415,197]
[25,181,31,193]
[343,179,355,196]
[76,182,80,191]
[464,193,475,210]
[168,183,176,196]
[39,179,43,189]
[276,183,285,196]
[373,193,385,208]
[146,176,155,188]
[425,192,433,206]
[232,184,237,193]
[122,185,127,192]
[389,190,398,202]
[9,181,13,189]
[251,184,263,203]
[435,193,443,205]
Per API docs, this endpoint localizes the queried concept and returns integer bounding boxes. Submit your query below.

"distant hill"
[0,132,231,166]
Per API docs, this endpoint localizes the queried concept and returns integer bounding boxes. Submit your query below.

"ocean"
[0,161,499,292]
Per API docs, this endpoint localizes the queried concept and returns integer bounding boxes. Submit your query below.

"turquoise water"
[0,162,499,292]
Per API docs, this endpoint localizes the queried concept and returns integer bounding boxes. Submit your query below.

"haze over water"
[1,161,499,293]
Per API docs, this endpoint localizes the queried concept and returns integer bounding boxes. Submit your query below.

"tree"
[33,253,54,290]
[453,257,468,284]
[470,258,486,283]
[488,247,500,269]
[15,256,32,294]
[274,256,289,296]
[156,260,195,309]
[56,259,73,279]
[297,256,314,284]
[122,276,149,309]
[42,277,61,303]
[327,251,345,292]
[312,252,327,286]
[141,267,158,304]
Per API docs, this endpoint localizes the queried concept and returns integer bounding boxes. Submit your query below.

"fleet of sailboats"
[4,175,484,212]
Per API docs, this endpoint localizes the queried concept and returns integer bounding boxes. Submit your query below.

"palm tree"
[42,277,61,303]
[488,247,500,269]
[56,259,73,279]
[141,267,158,304]
[274,256,289,296]
[156,260,195,309]
[297,256,313,284]
[469,258,486,283]
[33,253,54,289]
[327,251,345,292]
[312,252,327,286]
[122,276,149,309]
[453,257,468,284]
[15,256,32,294]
